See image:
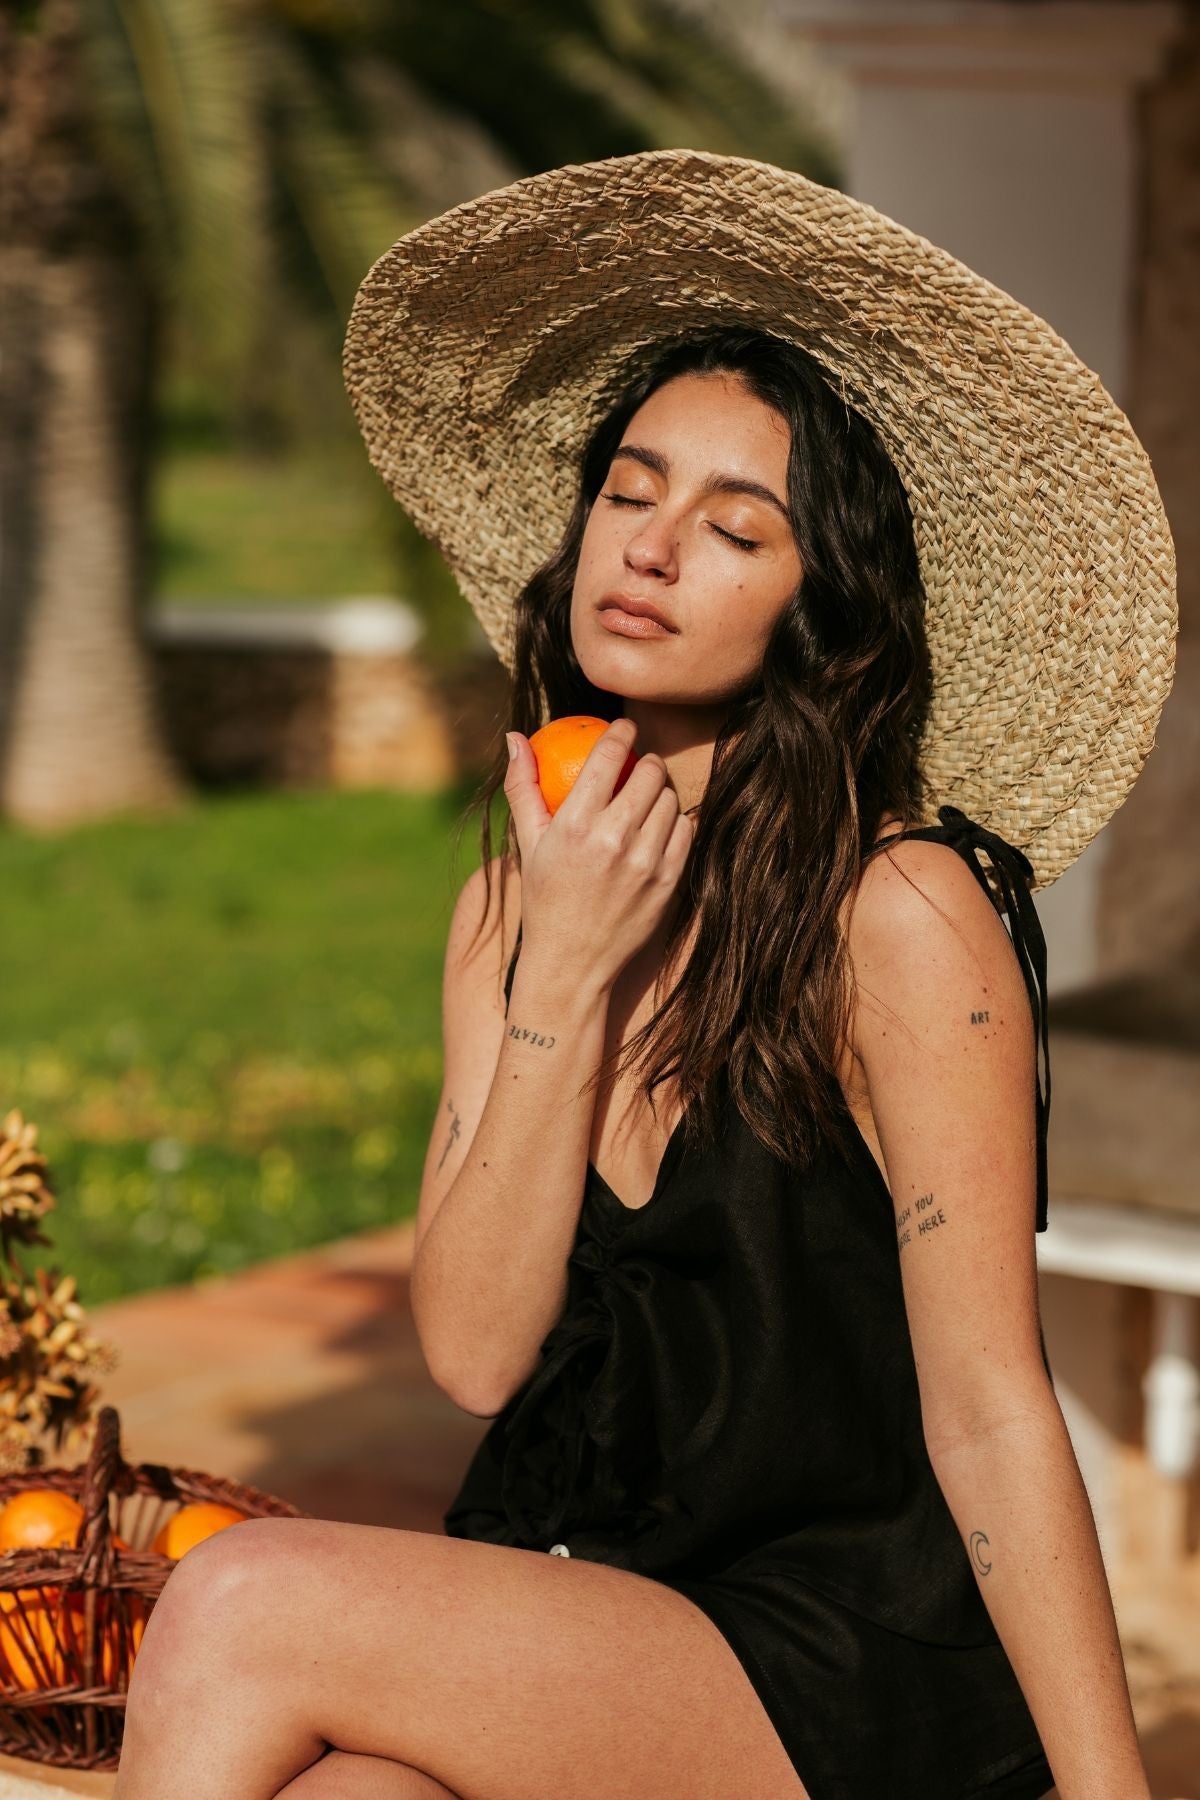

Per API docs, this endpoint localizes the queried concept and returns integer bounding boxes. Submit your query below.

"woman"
[114,151,1175,1800]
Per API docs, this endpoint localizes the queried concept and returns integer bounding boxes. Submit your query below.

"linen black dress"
[443,804,1056,1800]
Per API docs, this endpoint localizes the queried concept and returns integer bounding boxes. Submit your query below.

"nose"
[624,509,678,580]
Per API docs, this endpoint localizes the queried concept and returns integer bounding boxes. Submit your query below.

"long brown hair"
[450,324,935,1172]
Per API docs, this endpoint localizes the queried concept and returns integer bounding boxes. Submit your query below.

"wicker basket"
[0,1404,312,1772]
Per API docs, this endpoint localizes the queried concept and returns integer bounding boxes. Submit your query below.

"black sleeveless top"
[443,803,1056,1799]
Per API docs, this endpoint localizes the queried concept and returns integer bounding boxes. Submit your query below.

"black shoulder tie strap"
[872,804,1051,1233]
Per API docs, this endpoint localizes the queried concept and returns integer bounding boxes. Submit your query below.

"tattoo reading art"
[506,1021,558,1048]
[895,1190,949,1253]
[970,1009,990,1024]
[969,1529,992,1576]
[436,1099,462,1173]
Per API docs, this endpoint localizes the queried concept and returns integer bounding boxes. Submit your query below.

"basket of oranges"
[0,1402,312,1772]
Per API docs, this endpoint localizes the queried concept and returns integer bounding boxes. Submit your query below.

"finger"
[636,779,683,861]
[603,747,672,834]
[553,718,639,822]
[503,731,551,847]
[657,803,696,872]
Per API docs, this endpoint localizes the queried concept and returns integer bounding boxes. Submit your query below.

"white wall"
[773,0,1183,993]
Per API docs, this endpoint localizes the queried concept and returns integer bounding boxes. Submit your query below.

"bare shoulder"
[845,834,1025,1061]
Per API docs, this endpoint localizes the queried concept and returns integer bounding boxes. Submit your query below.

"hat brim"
[343,147,1177,889]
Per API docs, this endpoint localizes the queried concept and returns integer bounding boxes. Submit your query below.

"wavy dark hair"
[451,323,935,1172]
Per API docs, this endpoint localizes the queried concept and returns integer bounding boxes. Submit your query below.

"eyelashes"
[599,491,761,554]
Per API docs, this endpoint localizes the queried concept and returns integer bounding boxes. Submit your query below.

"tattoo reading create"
[506,1021,557,1049]
[969,1529,992,1576]
[435,1099,462,1173]
[895,1190,949,1253]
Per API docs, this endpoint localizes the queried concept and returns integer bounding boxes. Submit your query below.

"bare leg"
[274,1746,458,1798]
[112,1517,809,1800]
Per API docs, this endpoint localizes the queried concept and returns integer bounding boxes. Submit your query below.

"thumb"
[504,731,551,842]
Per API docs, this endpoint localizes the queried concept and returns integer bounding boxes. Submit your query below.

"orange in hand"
[528,716,638,815]
[151,1500,249,1562]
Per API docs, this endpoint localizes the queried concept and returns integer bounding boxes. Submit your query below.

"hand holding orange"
[526,715,638,815]
[502,712,695,996]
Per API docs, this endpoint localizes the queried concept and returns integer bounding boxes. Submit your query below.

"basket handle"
[77,1405,127,1586]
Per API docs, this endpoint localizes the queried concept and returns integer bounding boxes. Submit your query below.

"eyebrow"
[610,444,789,521]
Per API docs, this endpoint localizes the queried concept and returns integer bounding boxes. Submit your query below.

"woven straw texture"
[343,147,1177,889]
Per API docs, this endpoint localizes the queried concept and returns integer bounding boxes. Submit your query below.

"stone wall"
[147,603,511,794]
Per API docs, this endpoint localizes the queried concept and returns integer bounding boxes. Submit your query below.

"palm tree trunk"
[0,0,184,830]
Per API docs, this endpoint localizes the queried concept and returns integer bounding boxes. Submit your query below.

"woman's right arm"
[410,877,614,1418]
[410,716,693,1418]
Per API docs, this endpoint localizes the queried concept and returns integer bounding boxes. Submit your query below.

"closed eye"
[599,492,761,554]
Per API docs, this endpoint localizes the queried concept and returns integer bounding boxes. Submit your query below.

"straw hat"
[342,147,1177,889]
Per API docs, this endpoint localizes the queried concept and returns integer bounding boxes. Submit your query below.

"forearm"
[927,1396,1149,1800]
[412,947,612,1416]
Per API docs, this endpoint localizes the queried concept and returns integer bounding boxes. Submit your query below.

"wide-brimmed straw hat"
[342,147,1177,889]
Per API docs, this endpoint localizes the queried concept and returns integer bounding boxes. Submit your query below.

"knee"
[134,1516,291,1671]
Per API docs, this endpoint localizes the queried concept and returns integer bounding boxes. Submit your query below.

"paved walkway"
[0,1221,1195,1796]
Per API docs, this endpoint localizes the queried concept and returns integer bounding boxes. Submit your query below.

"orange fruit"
[0,1522,145,1699]
[62,1589,146,1686]
[151,1501,249,1561]
[0,1489,85,1552]
[0,1588,71,1691]
[528,716,638,816]
[0,1586,146,1695]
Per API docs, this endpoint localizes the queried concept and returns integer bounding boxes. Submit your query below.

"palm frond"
[82,0,271,390]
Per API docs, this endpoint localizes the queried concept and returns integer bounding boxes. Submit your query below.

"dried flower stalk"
[0,1111,119,1470]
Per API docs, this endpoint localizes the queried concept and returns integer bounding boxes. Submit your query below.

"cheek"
[574,513,610,572]
[691,578,780,666]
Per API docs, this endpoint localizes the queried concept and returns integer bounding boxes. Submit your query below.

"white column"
[1144,1290,1200,1481]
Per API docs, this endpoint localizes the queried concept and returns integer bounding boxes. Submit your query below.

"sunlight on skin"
[571,369,804,813]
[112,375,831,1798]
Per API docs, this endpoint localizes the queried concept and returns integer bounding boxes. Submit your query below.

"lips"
[598,595,676,632]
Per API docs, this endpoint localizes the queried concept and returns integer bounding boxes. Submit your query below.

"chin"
[577,644,672,699]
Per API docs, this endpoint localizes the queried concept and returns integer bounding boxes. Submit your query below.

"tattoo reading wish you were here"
[895,1189,948,1254]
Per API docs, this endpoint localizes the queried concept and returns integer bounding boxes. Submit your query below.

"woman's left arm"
[849,840,1149,1800]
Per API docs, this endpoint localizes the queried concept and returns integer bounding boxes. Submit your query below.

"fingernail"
[505,733,517,761]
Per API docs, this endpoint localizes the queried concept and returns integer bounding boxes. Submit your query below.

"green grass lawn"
[0,785,488,1309]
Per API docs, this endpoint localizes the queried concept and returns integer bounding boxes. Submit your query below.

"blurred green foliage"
[149,372,474,661]
[94,0,838,658]
[153,444,397,607]
[0,785,486,1306]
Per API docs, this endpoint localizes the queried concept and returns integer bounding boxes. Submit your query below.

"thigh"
[155,1518,809,1800]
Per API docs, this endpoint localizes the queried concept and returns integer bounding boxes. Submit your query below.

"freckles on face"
[571,371,803,694]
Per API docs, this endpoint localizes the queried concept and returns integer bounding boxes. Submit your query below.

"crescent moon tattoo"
[969,1530,992,1576]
